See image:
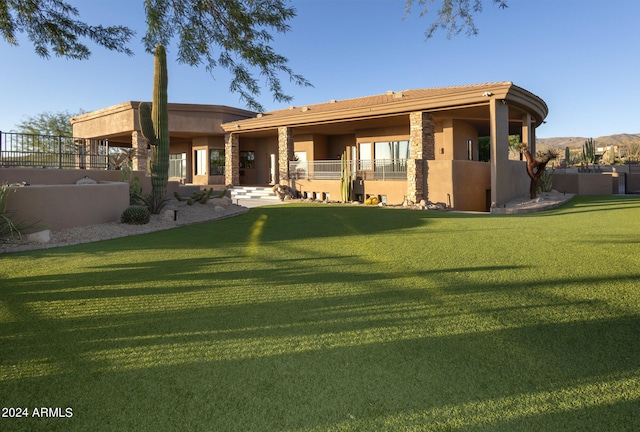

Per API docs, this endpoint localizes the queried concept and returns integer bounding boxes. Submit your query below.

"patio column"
[490,98,510,207]
[521,113,533,156]
[131,131,148,173]
[225,132,239,186]
[278,126,293,185]
[407,112,435,203]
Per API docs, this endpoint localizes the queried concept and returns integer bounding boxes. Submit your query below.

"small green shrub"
[121,205,151,225]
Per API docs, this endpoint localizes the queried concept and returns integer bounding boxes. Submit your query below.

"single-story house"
[71,82,548,211]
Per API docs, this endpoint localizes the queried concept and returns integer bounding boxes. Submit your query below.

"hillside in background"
[537,133,640,151]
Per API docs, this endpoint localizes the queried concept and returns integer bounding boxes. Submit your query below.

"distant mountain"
[537,133,640,151]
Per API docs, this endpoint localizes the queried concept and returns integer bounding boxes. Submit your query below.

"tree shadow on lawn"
[2,286,638,431]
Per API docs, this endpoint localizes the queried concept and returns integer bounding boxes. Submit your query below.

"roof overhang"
[221,82,548,135]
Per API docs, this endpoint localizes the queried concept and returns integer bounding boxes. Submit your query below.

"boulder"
[163,210,177,222]
[207,197,232,208]
[27,230,51,243]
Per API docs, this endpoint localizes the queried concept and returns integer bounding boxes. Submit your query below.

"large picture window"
[210,149,225,175]
[240,150,255,168]
[374,141,410,161]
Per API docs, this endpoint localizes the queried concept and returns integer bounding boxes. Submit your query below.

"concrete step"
[229,186,279,200]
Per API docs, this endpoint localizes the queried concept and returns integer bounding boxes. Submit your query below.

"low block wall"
[553,173,614,195]
[7,182,129,231]
[0,168,129,185]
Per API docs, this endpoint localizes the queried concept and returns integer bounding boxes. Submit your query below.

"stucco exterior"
[71,82,549,212]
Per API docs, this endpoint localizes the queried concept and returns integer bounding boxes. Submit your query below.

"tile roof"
[258,82,513,119]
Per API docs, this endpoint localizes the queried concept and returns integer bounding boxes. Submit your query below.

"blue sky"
[1,0,638,138]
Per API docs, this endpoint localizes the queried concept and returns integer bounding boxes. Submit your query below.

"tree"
[405,0,508,39]
[16,110,84,136]
[1,0,310,112]
[0,0,134,58]
[520,143,558,199]
[142,0,311,111]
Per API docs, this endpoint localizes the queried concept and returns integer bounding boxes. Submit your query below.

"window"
[240,150,255,168]
[359,143,371,170]
[374,141,409,174]
[194,149,207,175]
[210,149,225,175]
[374,141,409,161]
[169,153,187,178]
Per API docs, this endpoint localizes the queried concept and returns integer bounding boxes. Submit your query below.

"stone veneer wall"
[131,131,149,172]
[278,126,293,185]
[407,112,435,203]
[225,133,239,186]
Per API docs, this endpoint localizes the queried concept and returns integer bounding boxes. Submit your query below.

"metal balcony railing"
[0,131,119,169]
[290,159,407,181]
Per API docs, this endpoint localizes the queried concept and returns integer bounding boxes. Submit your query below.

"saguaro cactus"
[139,44,170,202]
[583,138,596,164]
[340,150,352,202]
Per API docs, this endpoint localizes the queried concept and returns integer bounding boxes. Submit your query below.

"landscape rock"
[163,210,177,222]
[76,176,97,185]
[207,196,232,207]
[273,184,297,200]
[27,230,51,243]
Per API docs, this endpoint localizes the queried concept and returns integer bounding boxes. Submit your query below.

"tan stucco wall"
[426,160,492,211]
[293,135,315,160]
[433,120,477,162]
[327,135,355,160]
[72,103,255,141]
[0,168,131,185]
[452,120,479,161]
[7,182,129,231]
[452,160,491,211]
[500,160,531,203]
[425,160,453,206]
[553,173,614,195]
[72,104,137,139]
[361,180,406,204]
[292,179,341,201]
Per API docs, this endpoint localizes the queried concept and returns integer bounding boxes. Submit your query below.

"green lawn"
[1,195,639,431]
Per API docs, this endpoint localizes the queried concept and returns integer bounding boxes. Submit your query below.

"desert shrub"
[121,205,151,225]
[0,183,32,243]
[139,193,170,214]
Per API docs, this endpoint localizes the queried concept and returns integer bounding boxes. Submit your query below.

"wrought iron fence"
[0,131,119,169]
[290,159,407,181]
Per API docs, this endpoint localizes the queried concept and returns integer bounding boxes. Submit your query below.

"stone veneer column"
[225,132,239,186]
[278,126,294,185]
[407,112,435,203]
[131,131,148,173]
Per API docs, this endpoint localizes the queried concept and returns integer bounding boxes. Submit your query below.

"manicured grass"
[1,195,639,431]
